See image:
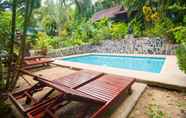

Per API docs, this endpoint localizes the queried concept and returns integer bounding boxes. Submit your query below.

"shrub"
[91,26,111,45]
[110,23,128,39]
[94,17,111,29]
[48,37,62,49]
[34,32,51,50]
[143,5,160,22]
[144,18,174,38]
[174,26,186,43]
[174,27,186,74]
[176,45,186,74]
[129,18,142,37]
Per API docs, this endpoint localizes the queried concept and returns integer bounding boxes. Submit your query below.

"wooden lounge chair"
[23,56,54,69]
[9,68,135,118]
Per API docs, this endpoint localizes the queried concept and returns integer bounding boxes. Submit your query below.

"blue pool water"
[63,54,165,73]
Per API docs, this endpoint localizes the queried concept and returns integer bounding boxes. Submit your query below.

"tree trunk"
[10,0,33,90]
[6,0,17,91]
[74,0,81,14]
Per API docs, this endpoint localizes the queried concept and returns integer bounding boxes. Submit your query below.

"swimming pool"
[63,54,165,73]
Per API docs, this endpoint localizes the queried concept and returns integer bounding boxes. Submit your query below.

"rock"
[31,37,178,57]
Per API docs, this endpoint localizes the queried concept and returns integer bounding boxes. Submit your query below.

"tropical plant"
[41,15,56,35]
[174,26,186,43]
[176,45,186,74]
[0,11,23,50]
[42,0,72,36]
[129,18,142,37]
[74,0,94,20]
[167,3,186,23]
[122,0,146,12]
[143,5,160,23]
[174,26,186,74]
[110,22,128,39]
[48,37,62,49]
[144,18,174,38]
[34,32,51,50]
[91,27,111,45]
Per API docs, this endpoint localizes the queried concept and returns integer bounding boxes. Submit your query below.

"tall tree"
[74,0,94,19]
[43,0,72,35]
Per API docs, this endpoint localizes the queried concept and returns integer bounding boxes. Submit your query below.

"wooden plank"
[38,78,105,104]
[52,70,104,89]
[86,75,135,118]
[24,56,44,60]
[78,75,135,101]
[14,69,136,118]
[18,69,105,104]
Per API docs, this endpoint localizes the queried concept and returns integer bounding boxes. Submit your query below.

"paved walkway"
[54,53,186,90]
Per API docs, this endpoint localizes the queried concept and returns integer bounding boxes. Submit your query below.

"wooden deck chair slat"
[77,74,136,118]
[11,68,135,118]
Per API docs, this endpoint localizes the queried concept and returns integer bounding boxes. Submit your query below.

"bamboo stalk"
[6,0,17,90]
[10,0,33,90]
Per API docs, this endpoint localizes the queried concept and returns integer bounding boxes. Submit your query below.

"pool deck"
[54,53,186,90]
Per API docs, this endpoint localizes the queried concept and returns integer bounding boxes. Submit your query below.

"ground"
[128,86,186,118]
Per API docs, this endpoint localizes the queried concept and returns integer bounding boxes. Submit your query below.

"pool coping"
[54,53,186,91]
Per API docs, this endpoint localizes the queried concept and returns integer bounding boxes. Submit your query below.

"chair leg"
[128,87,132,95]
[20,75,32,86]
[25,82,45,104]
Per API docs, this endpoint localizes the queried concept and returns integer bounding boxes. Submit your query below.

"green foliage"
[110,22,128,39]
[91,18,112,44]
[91,27,111,45]
[41,15,56,35]
[183,16,186,24]
[176,45,186,74]
[174,26,186,43]
[74,0,94,20]
[61,18,112,46]
[168,4,186,23]
[144,18,174,38]
[175,27,186,74]
[47,37,62,49]
[26,0,186,49]
[34,32,51,50]
[122,0,146,12]
[129,18,142,37]
[94,17,111,29]
[0,11,23,50]
[168,4,186,13]
[146,104,170,118]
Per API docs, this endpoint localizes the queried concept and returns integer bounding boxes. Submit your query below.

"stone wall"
[95,37,178,55]
[31,37,178,57]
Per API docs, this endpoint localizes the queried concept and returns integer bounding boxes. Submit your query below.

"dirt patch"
[128,86,186,118]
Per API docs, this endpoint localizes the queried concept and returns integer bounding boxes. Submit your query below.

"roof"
[91,5,127,22]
